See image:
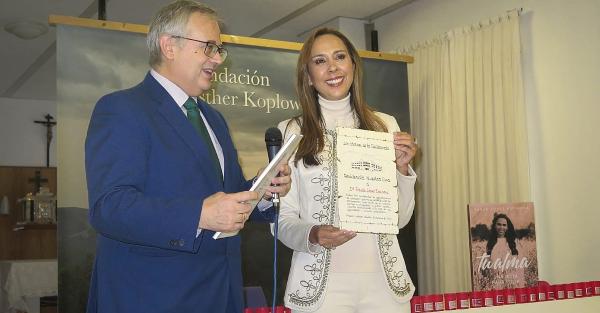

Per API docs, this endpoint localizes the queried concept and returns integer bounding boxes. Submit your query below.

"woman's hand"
[309,225,356,249]
[393,131,418,175]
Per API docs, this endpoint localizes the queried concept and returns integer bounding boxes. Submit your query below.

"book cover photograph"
[468,202,538,291]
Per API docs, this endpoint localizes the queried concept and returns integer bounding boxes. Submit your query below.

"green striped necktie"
[183,97,223,183]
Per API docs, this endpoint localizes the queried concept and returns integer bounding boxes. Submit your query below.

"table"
[453,296,600,313]
[0,259,57,313]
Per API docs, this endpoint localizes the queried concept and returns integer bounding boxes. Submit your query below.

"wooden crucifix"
[34,114,56,167]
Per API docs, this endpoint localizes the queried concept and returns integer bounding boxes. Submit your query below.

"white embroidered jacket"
[276,112,416,311]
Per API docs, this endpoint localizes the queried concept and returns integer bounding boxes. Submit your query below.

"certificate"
[336,127,399,234]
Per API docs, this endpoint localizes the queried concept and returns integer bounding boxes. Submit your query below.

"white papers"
[213,133,303,239]
[336,127,399,234]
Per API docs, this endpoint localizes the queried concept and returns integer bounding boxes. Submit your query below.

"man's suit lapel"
[141,73,223,186]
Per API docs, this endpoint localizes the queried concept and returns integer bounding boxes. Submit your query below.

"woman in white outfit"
[276,28,418,313]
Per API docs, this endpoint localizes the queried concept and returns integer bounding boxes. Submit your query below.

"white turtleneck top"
[318,93,356,130]
[317,93,379,272]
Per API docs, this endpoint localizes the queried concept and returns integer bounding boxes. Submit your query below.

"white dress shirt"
[150,69,224,178]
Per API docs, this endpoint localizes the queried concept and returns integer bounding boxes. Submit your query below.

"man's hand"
[264,164,292,198]
[198,191,258,232]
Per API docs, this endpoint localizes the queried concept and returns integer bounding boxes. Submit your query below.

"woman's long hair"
[288,27,387,166]
[486,213,518,255]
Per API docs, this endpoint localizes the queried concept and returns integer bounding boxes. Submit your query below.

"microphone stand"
[271,191,280,313]
[271,193,280,213]
[265,127,283,311]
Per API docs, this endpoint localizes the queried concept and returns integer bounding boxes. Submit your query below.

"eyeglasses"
[171,35,228,61]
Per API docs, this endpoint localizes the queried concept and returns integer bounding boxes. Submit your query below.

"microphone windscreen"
[265,127,282,146]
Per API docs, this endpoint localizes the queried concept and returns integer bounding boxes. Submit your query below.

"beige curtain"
[400,10,530,295]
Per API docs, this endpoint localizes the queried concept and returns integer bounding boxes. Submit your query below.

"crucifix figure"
[28,170,48,194]
[34,114,57,167]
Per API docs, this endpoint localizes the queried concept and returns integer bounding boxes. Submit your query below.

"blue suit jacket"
[85,73,271,313]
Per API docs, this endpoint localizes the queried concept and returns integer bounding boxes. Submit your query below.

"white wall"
[375,0,600,286]
[0,97,56,167]
[299,17,367,50]
[338,17,367,50]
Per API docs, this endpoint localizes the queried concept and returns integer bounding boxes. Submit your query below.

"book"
[468,202,538,291]
[213,133,302,239]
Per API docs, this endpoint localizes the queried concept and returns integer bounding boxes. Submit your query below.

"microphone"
[264,127,282,207]
[265,127,282,162]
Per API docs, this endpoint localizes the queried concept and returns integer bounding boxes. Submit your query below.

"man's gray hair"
[147,0,218,67]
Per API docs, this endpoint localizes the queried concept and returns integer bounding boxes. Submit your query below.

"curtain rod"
[507,7,525,15]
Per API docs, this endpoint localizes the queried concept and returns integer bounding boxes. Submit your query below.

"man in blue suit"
[84,1,291,312]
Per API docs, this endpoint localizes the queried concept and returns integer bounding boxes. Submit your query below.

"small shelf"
[13,223,57,231]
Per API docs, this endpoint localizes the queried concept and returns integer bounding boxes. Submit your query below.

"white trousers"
[292,272,411,313]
